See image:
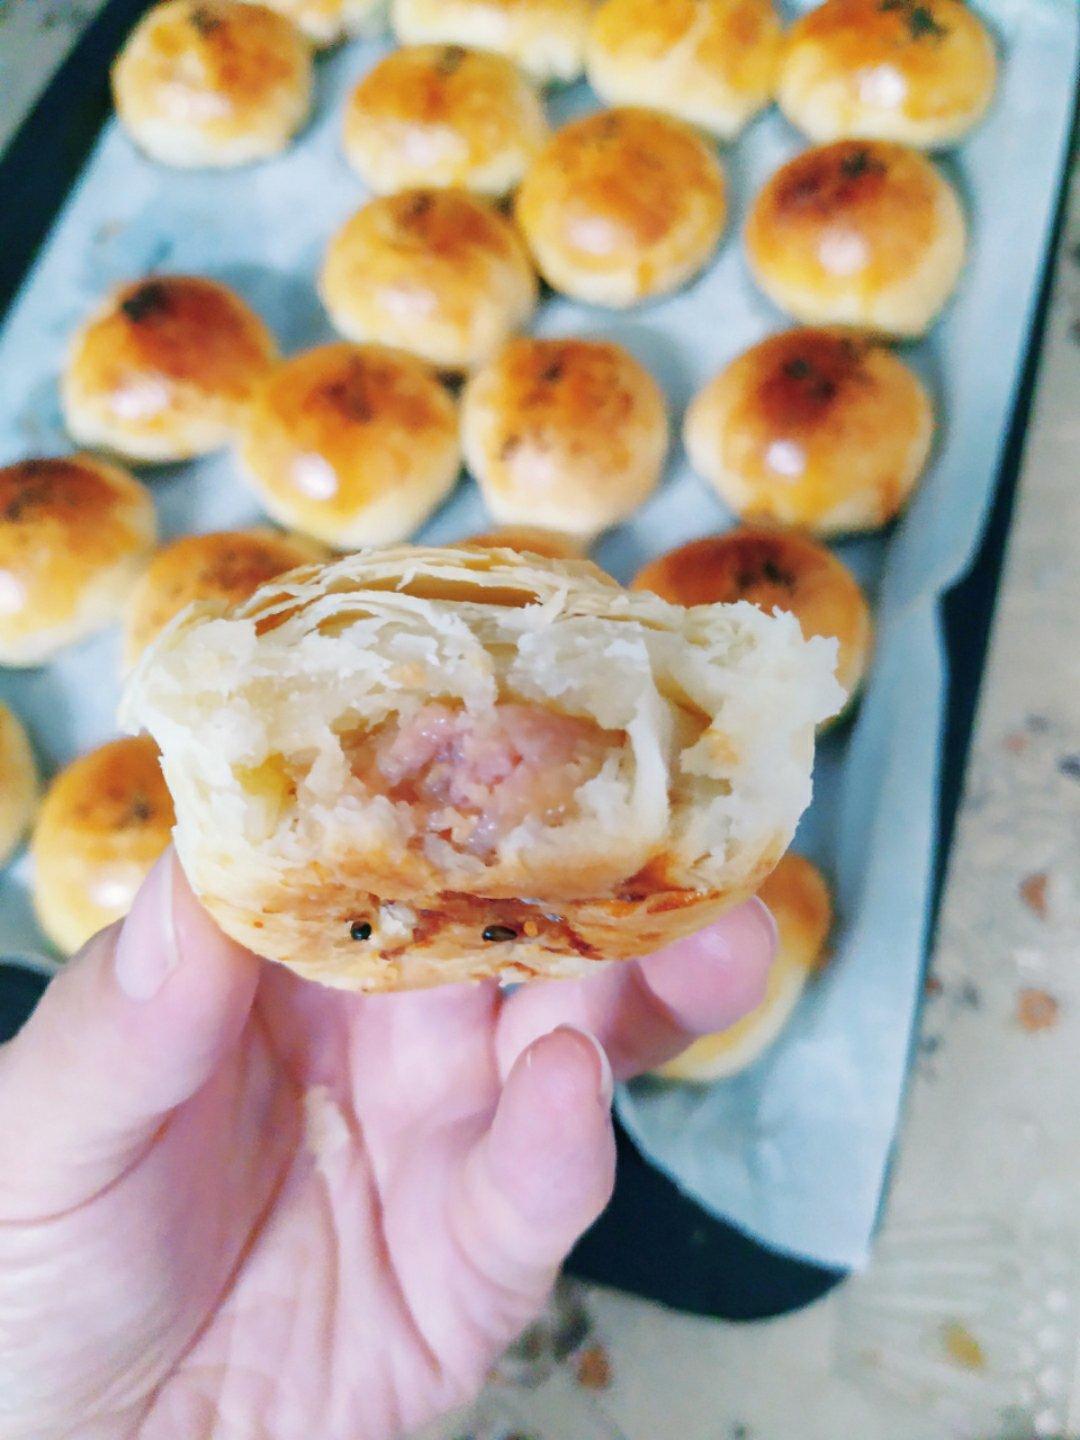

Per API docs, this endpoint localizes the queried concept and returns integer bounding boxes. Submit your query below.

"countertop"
[1,3,1078,1436]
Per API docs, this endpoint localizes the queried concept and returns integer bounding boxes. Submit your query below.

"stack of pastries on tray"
[1,0,998,1075]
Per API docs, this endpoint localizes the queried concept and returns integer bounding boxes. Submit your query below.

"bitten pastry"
[244,0,386,47]
[320,190,538,373]
[515,107,727,307]
[31,735,175,955]
[63,276,278,463]
[655,852,832,1081]
[343,44,549,196]
[586,0,781,140]
[633,526,873,705]
[777,0,997,149]
[0,456,156,667]
[462,337,668,539]
[123,527,326,668]
[238,343,461,548]
[745,140,965,336]
[0,703,38,867]
[391,0,595,84]
[457,526,587,560]
[684,328,933,534]
[111,0,313,168]
[122,546,841,990]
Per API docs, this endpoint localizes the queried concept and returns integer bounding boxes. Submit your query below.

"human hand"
[0,851,774,1440]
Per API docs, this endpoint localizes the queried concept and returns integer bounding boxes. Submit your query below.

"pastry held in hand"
[121,547,842,991]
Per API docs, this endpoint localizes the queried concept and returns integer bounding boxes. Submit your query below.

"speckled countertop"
[1,4,1078,1437]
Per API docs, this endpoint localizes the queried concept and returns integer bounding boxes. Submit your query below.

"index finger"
[494,899,776,1082]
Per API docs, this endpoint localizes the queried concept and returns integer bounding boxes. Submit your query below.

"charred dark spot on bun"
[188,5,225,36]
[434,44,468,77]
[121,280,173,325]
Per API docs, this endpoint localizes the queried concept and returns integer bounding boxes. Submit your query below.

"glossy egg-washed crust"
[0,703,38,867]
[745,140,965,336]
[258,0,385,47]
[685,327,933,534]
[123,547,840,990]
[111,0,313,167]
[343,44,549,196]
[31,735,175,955]
[587,0,782,139]
[0,456,156,666]
[462,336,668,538]
[633,525,873,702]
[122,527,326,667]
[777,0,997,148]
[390,0,596,83]
[63,276,278,462]
[320,189,538,372]
[515,107,727,308]
[238,342,461,548]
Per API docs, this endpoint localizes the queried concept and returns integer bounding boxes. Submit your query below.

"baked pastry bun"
[0,704,38,868]
[586,0,781,140]
[320,190,538,373]
[745,140,965,336]
[121,546,842,991]
[391,0,595,84]
[237,343,461,549]
[111,0,313,168]
[515,107,727,308]
[633,526,872,705]
[684,328,933,535]
[122,527,326,669]
[462,337,668,539]
[456,526,587,561]
[655,852,832,1081]
[31,736,175,956]
[343,44,549,197]
[0,456,157,668]
[777,0,997,149]
[245,0,386,47]
[63,276,278,463]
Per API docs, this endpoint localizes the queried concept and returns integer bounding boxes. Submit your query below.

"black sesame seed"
[350,920,373,941]
[482,924,518,943]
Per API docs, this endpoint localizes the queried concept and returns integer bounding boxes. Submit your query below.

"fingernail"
[556,1025,614,1108]
[748,896,780,955]
[114,851,180,1001]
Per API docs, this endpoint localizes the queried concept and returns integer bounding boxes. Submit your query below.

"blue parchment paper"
[0,0,1075,1269]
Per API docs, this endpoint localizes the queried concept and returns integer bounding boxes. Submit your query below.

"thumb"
[453,1026,616,1306]
[0,848,260,1221]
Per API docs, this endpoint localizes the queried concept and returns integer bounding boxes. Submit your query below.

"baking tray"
[0,0,1076,1318]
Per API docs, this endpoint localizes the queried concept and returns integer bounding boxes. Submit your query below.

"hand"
[0,851,774,1440]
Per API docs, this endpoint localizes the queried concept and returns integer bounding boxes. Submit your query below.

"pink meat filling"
[363,702,616,857]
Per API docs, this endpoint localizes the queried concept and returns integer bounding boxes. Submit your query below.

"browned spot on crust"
[1019,871,1048,919]
[1016,987,1059,1033]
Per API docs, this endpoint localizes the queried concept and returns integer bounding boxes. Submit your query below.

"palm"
[0,862,772,1440]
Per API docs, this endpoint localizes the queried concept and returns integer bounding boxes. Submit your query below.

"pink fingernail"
[114,851,180,1001]
[556,1025,614,1108]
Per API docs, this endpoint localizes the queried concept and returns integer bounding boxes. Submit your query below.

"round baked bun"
[685,328,933,535]
[63,276,278,463]
[633,526,872,706]
[244,0,386,47]
[515,107,727,308]
[391,0,594,83]
[122,527,326,669]
[586,0,781,140]
[0,704,38,868]
[745,140,965,336]
[457,526,587,561]
[0,456,157,668]
[31,736,175,956]
[111,0,313,168]
[320,190,538,373]
[655,852,832,1081]
[238,343,460,549]
[343,44,549,197]
[462,337,668,540]
[777,0,997,149]
[121,545,842,991]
